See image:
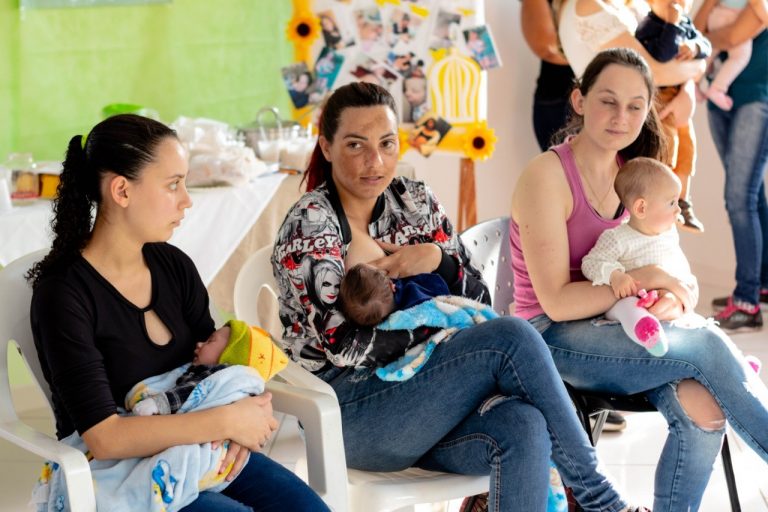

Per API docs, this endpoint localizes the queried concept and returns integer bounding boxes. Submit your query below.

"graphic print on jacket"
[272,176,490,372]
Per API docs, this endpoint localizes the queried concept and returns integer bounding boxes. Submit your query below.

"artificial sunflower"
[462,121,497,161]
[286,11,320,47]
[398,127,410,158]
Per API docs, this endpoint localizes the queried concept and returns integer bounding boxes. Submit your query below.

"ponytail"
[27,135,96,287]
[303,143,331,192]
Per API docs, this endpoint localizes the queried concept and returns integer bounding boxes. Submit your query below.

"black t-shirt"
[31,243,215,439]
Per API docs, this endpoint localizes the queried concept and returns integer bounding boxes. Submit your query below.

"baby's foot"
[707,87,734,111]
[634,315,669,357]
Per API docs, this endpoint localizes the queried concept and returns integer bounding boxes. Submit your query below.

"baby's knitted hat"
[218,319,288,381]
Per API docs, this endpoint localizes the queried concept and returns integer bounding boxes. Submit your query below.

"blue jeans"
[708,101,768,304]
[180,452,329,512]
[318,317,627,512]
[530,314,768,512]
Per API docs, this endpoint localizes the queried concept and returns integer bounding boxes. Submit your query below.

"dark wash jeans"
[180,452,329,512]
[318,316,626,512]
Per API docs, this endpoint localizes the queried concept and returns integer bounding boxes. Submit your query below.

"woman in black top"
[27,114,328,512]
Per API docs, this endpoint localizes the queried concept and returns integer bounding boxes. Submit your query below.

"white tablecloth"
[0,173,286,286]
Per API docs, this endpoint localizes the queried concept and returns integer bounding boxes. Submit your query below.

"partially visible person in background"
[635,0,712,232]
[697,0,754,110]
[695,0,768,331]
[521,0,576,151]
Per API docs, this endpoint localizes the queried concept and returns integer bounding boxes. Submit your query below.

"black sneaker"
[715,298,763,333]
[713,290,768,311]
[677,199,704,233]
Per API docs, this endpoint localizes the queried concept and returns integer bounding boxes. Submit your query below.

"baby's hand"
[133,400,159,416]
[610,271,638,298]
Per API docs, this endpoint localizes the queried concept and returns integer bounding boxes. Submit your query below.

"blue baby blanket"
[31,364,265,512]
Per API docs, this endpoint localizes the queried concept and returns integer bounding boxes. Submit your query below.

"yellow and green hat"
[219,319,288,381]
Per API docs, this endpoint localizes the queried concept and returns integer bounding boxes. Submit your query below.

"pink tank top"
[509,142,628,319]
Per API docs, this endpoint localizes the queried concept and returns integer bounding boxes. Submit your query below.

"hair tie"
[81,131,90,151]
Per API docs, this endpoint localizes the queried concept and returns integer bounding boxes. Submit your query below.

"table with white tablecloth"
[0,173,289,290]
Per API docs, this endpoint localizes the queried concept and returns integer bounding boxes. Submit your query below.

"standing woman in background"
[521,0,577,151]
[696,0,768,331]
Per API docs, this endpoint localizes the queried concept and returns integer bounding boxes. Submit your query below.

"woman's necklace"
[576,156,618,215]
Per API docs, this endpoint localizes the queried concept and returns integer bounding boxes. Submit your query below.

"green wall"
[2,0,295,387]
[0,0,293,161]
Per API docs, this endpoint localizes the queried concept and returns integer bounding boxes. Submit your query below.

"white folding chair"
[0,250,97,512]
[234,245,489,512]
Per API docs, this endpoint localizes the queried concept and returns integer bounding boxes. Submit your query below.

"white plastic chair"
[0,250,342,512]
[0,250,97,511]
[234,245,490,512]
[458,216,515,317]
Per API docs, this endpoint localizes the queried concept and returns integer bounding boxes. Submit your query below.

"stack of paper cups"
[0,178,12,213]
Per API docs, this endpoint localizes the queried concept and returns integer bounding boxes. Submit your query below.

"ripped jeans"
[529,314,768,512]
[317,317,627,512]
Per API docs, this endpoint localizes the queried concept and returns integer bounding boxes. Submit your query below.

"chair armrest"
[267,380,349,512]
[278,360,337,397]
[0,419,95,512]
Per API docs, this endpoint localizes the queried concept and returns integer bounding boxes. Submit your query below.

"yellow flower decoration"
[375,0,401,5]
[398,128,411,158]
[286,11,321,46]
[462,122,497,161]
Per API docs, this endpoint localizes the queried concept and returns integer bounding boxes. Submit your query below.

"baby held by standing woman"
[635,0,712,232]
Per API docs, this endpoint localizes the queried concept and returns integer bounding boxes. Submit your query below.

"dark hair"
[303,82,398,191]
[27,114,177,287]
[553,48,668,162]
[339,264,395,326]
[614,157,678,207]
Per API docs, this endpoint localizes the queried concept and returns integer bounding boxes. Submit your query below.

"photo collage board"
[283,0,501,157]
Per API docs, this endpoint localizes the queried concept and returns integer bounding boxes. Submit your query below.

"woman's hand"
[211,440,250,481]
[647,290,685,320]
[227,393,279,453]
[370,242,442,279]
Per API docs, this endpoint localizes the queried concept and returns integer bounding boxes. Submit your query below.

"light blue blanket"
[31,364,265,512]
[376,295,499,381]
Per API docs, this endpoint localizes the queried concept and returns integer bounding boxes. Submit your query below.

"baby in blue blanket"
[130,319,288,416]
[339,263,450,326]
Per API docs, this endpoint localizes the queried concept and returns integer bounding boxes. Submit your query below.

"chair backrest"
[234,244,337,396]
[0,249,53,417]
[459,216,514,316]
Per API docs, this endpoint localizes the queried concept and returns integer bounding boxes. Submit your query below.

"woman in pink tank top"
[510,48,768,511]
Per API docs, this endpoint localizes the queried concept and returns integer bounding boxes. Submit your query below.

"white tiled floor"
[2,288,766,511]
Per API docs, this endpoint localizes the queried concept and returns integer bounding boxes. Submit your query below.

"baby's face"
[193,326,231,365]
[404,78,426,105]
[648,0,690,24]
[634,175,682,235]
